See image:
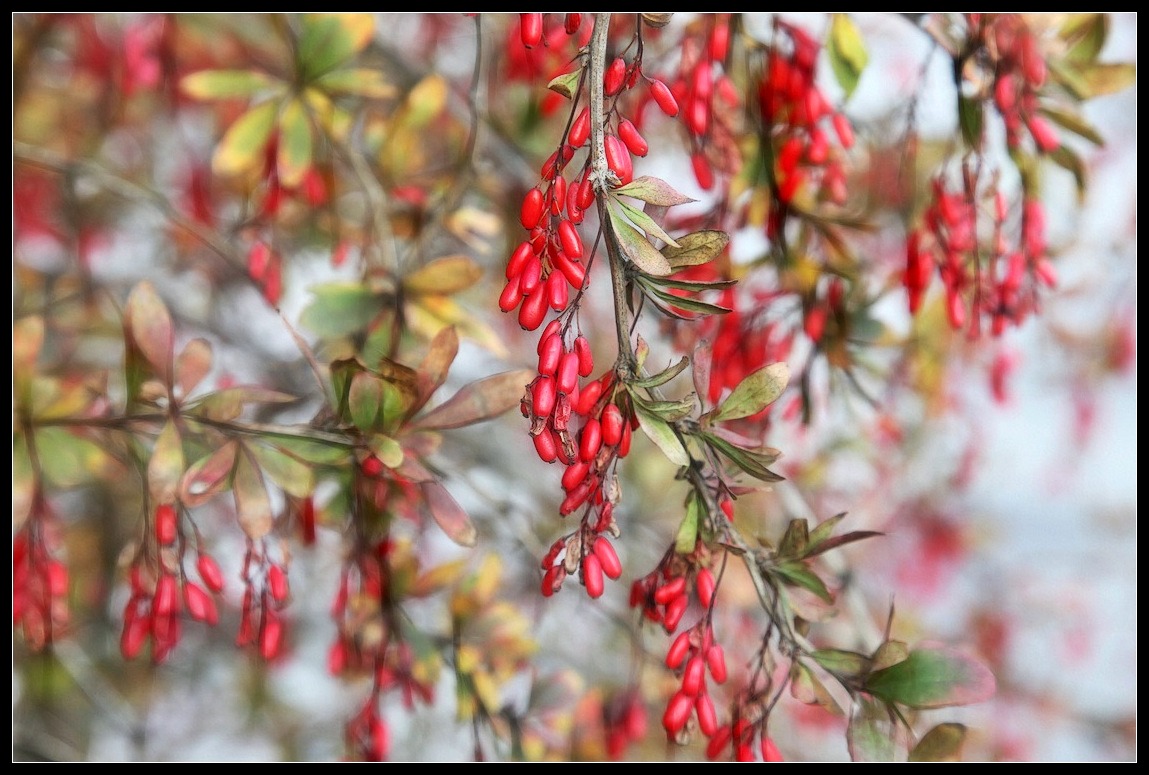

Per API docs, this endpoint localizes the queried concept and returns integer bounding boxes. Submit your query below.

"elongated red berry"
[538,333,563,376]
[520,13,542,48]
[617,119,648,157]
[695,692,718,737]
[537,319,562,354]
[519,254,543,295]
[655,575,687,605]
[583,553,605,598]
[518,283,548,330]
[706,643,727,683]
[154,573,178,617]
[696,567,716,608]
[533,428,559,463]
[604,135,633,186]
[498,274,523,312]
[665,630,692,669]
[558,219,583,259]
[184,582,218,625]
[593,537,623,580]
[650,79,679,117]
[268,563,290,602]
[553,249,586,290]
[569,107,591,148]
[155,503,177,545]
[572,335,593,377]
[662,690,693,735]
[506,241,533,280]
[547,270,569,311]
[557,351,580,395]
[562,461,589,492]
[532,376,557,418]
[604,57,626,96]
[682,655,706,696]
[601,403,624,446]
[579,418,602,462]
[259,610,283,660]
[691,151,714,190]
[663,594,688,632]
[197,554,225,593]
[521,187,545,229]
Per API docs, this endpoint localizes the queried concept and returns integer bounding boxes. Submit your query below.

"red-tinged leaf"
[190,385,296,421]
[175,338,213,398]
[126,281,174,382]
[607,201,672,276]
[213,100,278,178]
[180,440,239,507]
[233,449,273,540]
[662,230,730,270]
[395,452,436,483]
[864,644,996,709]
[368,434,404,469]
[800,530,883,559]
[276,98,313,189]
[413,326,459,413]
[148,420,184,504]
[790,661,843,715]
[404,255,483,296]
[412,369,535,431]
[181,69,280,100]
[692,340,712,405]
[248,442,314,498]
[420,481,476,547]
[613,176,697,207]
[908,723,968,762]
[712,362,789,422]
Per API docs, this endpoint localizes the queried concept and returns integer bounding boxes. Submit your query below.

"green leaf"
[633,402,689,467]
[272,436,351,466]
[607,201,673,276]
[412,369,535,431]
[773,561,833,603]
[148,420,184,504]
[125,281,174,382]
[703,432,785,482]
[778,518,810,558]
[613,176,697,207]
[630,356,690,389]
[547,68,582,99]
[1060,14,1108,64]
[807,511,847,547]
[661,230,730,269]
[349,371,384,432]
[233,448,272,540]
[828,13,868,101]
[713,362,790,422]
[675,494,702,554]
[810,648,871,678]
[276,98,313,188]
[213,100,279,178]
[864,645,996,709]
[611,196,680,248]
[315,67,396,99]
[847,696,904,762]
[800,529,883,559]
[909,723,968,762]
[420,481,477,547]
[1075,61,1136,98]
[249,441,314,498]
[645,286,733,318]
[1048,145,1088,199]
[297,13,374,79]
[1040,105,1105,146]
[368,434,404,469]
[300,282,383,339]
[33,427,108,489]
[630,393,695,422]
[180,440,239,507]
[957,93,983,150]
[181,69,280,100]
[639,275,737,293]
[13,432,35,524]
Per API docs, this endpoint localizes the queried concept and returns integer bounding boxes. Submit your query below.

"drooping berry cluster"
[980,14,1061,153]
[906,172,1055,337]
[235,543,290,660]
[13,500,69,652]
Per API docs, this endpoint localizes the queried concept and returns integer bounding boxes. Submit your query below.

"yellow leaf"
[276,98,313,188]
[213,100,279,178]
[403,255,483,296]
[400,74,447,129]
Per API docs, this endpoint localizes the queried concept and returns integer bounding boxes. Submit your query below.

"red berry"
[691,152,714,190]
[558,219,583,259]
[706,643,727,683]
[569,107,591,148]
[557,351,580,395]
[538,332,563,376]
[604,57,626,96]
[197,554,226,593]
[695,692,718,737]
[184,582,219,625]
[518,283,548,330]
[573,335,593,376]
[259,610,283,660]
[617,119,648,157]
[498,273,523,312]
[520,187,545,229]
[532,376,557,418]
[650,79,680,117]
[506,241,533,280]
[601,403,624,446]
[268,563,290,602]
[582,553,605,598]
[155,503,177,545]
[593,537,623,580]
[579,418,603,463]
[696,568,716,608]
[362,454,384,477]
[666,631,692,669]
[533,428,559,463]
[662,691,693,735]
[520,13,542,48]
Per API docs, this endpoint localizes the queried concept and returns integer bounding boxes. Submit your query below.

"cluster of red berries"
[13,507,69,652]
[601,688,648,760]
[980,14,1060,153]
[235,545,290,660]
[907,175,1055,337]
[120,502,227,662]
[759,20,854,232]
[661,619,727,741]
[508,14,593,117]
